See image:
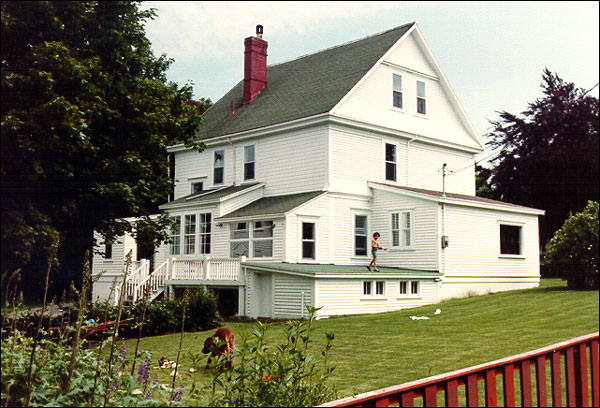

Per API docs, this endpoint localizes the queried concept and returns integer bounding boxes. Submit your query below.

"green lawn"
[118,279,599,402]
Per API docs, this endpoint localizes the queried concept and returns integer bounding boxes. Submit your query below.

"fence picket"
[536,355,548,407]
[551,352,562,407]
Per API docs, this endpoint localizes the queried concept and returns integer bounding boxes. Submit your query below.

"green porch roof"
[196,23,414,140]
[160,183,261,208]
[243,262,440,277]
[218,191,325,220]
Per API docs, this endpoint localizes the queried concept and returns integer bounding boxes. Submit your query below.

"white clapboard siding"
[407,142,475,195]
[315,278,438,318]
[439,204,541,299]
[332,34,479,151]
[370,189,438,270]
[272,274,314,318]
[91,231,137,302]
[256,125,328,196]
[330,194,372,265]
[286,193,331,263]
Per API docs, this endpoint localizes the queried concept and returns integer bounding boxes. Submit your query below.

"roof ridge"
[267,22,415,69]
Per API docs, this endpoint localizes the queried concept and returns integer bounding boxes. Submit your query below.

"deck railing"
[319,332,599,407]
[170,257,241,281]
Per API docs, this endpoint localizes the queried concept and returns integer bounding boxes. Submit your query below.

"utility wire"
[582,82,599,96]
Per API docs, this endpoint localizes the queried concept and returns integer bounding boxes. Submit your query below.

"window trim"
[170,212,213,257]
[362,280,387,299]
[498,221,525,258]
[298,216,318,262]
[183,214,197,255]
[392,73,403,110]
[198,213,212,255]
[301,221,316,261]
[389,209,415,250]
[385,142,397,182]
[243,144,256,181]
[416,80,426,115]
[191,181,204,194]
[352,211,370,259]
[397,280,421,298]
[229,220,275,260]
[213,150,225,185]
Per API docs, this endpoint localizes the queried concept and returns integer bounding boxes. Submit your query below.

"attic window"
[392,74,403,108]
[417,81,426,114]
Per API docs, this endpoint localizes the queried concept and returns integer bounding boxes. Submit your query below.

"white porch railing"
[171,257,242,281]
[115,257,243,305]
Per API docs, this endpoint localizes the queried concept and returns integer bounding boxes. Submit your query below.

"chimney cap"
[256,24,263,38]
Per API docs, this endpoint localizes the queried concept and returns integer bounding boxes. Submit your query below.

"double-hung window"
[392,74,403,108]
[363,281,385,297]
[385,143,396,182]
[214,150,224,184]
[253,221,273,257]
[301,222,316,260]
[244,145,255,181]
[354,214,368,256]
[169,216,181,255]
[230,222,249,257]
[391,210,413,248]
[199,213,211,255]
[184,215,196,255]
[417,81,426,114]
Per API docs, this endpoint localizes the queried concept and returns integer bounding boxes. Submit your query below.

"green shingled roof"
[160,183,261,209]
[243,262,440,277]
[197,23,414,140]
[218,191,325,219]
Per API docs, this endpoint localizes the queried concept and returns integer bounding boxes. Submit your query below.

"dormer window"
[214,150,224,184]
[191,181,203,194]
[392,74,403,108]
[417,81,426,114]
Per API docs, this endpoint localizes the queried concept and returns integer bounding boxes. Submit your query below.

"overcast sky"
[140,1,599,160]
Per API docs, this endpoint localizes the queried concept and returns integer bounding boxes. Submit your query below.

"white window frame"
[384,142,397,182]
[213,150,225,185]
[169,216,181,255]
[230,220,274,259]
[297,216,318,262]
[498,221,525,258]
[183,214,196,255]
[198,213,212,255]
[301,221,316,261]
[392,73,403,109]
[243,144,256,181]
[390,209,415,250]
[362,280,386,299]
[252,220,274,258]
[352,211,370,258]
[398,280,421,298]
[191,181,204,194]
[416,80,426,115]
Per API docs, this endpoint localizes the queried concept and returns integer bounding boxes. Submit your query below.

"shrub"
[184,287,222,332]
[199,307,337,407]
[544,201,599,289]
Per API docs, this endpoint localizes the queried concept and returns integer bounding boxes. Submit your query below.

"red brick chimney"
[243,25,268,104]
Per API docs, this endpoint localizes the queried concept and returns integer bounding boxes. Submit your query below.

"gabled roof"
[196,23,415,140]
[159,183,262,209]
[368,182,545,215]
[217,190,325,220]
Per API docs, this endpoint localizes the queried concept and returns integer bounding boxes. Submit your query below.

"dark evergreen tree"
[486,69,599,245]
[1,1,205,299]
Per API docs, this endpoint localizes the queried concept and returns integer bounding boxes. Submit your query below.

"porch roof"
[242,262,440,278]
[159,182,262,209]
[217,190,325,221]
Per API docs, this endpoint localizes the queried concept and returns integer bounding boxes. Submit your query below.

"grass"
[117,279,599,403]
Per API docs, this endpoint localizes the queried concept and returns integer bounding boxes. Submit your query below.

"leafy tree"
[1,1,205,299]
[544,201,599,289]
[475,163,499,199]
[486,69,599,245]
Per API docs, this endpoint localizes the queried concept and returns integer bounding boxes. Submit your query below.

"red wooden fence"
[318,332,599,407]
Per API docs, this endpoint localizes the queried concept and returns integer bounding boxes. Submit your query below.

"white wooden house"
[92,23,544,319]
